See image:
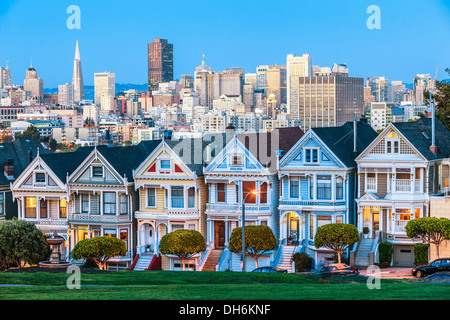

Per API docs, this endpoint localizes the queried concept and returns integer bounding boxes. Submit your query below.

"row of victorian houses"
[1,117,449,271]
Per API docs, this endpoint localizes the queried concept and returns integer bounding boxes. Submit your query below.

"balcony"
[367,177,377,191]
[395,220,408,233]
[206,203,271,213]
[279,199,347,207]
[25,218,69,226]
[394,179,421,192]
[68,213,132,223]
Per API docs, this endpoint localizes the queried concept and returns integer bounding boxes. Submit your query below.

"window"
[35,172,45,183]
[120,229,128,250]
[147,188,156,207]
[160,159,171,170]
[40,199,47,218]
[0,193,4,215]
[290,177,299,199]
[81,194,89,213]
[260,182,268,204]
[103,192,116,215]
[217,183,226,203]
[336,177,344,200]
[336,215,343,224]
[231,155,243,166]
[25,197,36,218]
[305,149,318,163]
[309,215,314,239]
[172,224,184,231]
[188,187,195,208]
[92,166,103,178]
[242,181,256,204]
[317,176,332,200]
[104,229,117,238]
[59,199,67,218]
[120,195,128,215]
[171,186,184,208]
[386,137,399,154]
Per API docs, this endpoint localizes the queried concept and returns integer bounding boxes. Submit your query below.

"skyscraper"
[0,66,12,89]
[72,40,85,102]
[58,83,74,107]
[297,74,364,130]
[148,38,173,93]
[287,53,312,119]
[266,64,287,105]
[94,71,115,109]
[23,64,43,103]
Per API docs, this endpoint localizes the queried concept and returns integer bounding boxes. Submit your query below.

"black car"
[412,258,450,278]
[252,266,288,273]
[314,263,360,276]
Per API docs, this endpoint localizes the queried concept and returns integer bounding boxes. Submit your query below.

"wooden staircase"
[201,249,223,271]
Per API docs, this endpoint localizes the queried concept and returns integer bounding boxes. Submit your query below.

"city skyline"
[0,0,449,88]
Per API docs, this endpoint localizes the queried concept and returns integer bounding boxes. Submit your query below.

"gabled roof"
[237,127,304,170]
[312,121,378,168]
[0,138,51,186]
[392,118,450,160]
[40,140,162,183]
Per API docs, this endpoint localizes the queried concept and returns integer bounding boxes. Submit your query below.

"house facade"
[355,118,450,267]
[203,128,303,271]
[278,121,377,268]
[132,138,209,271]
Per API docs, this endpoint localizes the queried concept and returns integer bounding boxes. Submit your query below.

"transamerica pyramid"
[72,40,85,102]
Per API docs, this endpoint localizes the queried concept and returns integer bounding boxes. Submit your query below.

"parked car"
[314,263,359,276]
[252,266,288,273]
[424,272,450,280]
[412,258,450,278]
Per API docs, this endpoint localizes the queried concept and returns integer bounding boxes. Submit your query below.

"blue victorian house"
[277,120,377,268]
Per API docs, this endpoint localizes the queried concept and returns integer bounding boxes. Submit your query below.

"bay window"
[217,183,226,203]
[120,194,128,215]
[290,177,299,199]
[260,182,268,204]
[317,176,331,200]
[103,192,116,215]
[188,187,195,208]
[40,199,47,218]
[171,186,184,208]
[25,197,36,218]
[336,177,344,200]
[242,181,256,204]
[147,188,156,207]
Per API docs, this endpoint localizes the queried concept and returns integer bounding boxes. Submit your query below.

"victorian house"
[132,138,210,271]
[66,143,159,270]
[11,148,91,259]
[202,128,304,271]
[277,120,377,268]
[355,118,450,267]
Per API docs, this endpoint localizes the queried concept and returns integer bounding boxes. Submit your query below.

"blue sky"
[0,0,449,88]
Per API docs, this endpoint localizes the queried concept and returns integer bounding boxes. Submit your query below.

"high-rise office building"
[58,83,74,107]
[94,71,115,109]
[297,75,364,130]
[366,76,389,103]
[23,64,43,103]
[256,65,269,92]
[72,40,85,102]
[148,38,173,93]
[287,53,312,119]
[199,69,244,109]
[0,66,12,89]
[266,64,287,106]
[388,81,406,104]
[413,74,432,105]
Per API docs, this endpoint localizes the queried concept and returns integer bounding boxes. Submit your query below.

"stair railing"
[126,253,140,271]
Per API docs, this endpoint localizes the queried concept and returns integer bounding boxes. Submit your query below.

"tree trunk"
[254,257,259,269]
[181,258,186,271]
[337,251,342,264]
[436,244,440,260]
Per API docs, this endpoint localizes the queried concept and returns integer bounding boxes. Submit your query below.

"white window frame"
[146,188,157,208]
[158,158,172,171]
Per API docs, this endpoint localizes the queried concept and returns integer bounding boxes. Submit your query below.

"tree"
[314,223,359,264]
[405,217,450,260]
[71,236,127,270]
[424,67,450,130]
[228,225,277,269]
[49,138,58,151]
[15,125,40,141]
[0,219,50,269]
[159,229,206,271]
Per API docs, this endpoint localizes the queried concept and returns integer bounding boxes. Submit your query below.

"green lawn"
[0,270,448,300]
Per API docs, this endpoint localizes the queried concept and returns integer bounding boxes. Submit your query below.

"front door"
[214,221,225,248]
[372,212,379,237]
[289,217,299,243]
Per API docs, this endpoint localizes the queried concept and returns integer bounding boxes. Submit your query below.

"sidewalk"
[358,267,415,279]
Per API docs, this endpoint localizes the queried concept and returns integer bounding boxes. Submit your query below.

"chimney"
[4,159,14,180]
[430,92,438,156]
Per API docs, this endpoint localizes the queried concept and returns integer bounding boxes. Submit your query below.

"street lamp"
[242,189,257,272]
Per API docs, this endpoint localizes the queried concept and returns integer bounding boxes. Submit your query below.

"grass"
[0,270,448,300]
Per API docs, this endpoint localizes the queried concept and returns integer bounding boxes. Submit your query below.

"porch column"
[357,173,361,198]
[224,219,229,245]
[331,174,336,201]
[21,196,25,219]
[313,174,317,200]
[116,191,119,216]
[410,166,415,194]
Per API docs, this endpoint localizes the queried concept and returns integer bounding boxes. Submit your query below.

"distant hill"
[44,83,148,101]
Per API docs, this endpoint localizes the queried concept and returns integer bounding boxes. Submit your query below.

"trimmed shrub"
[292,252,313,272]
[378,241,393,265]
[414,243,429,267]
